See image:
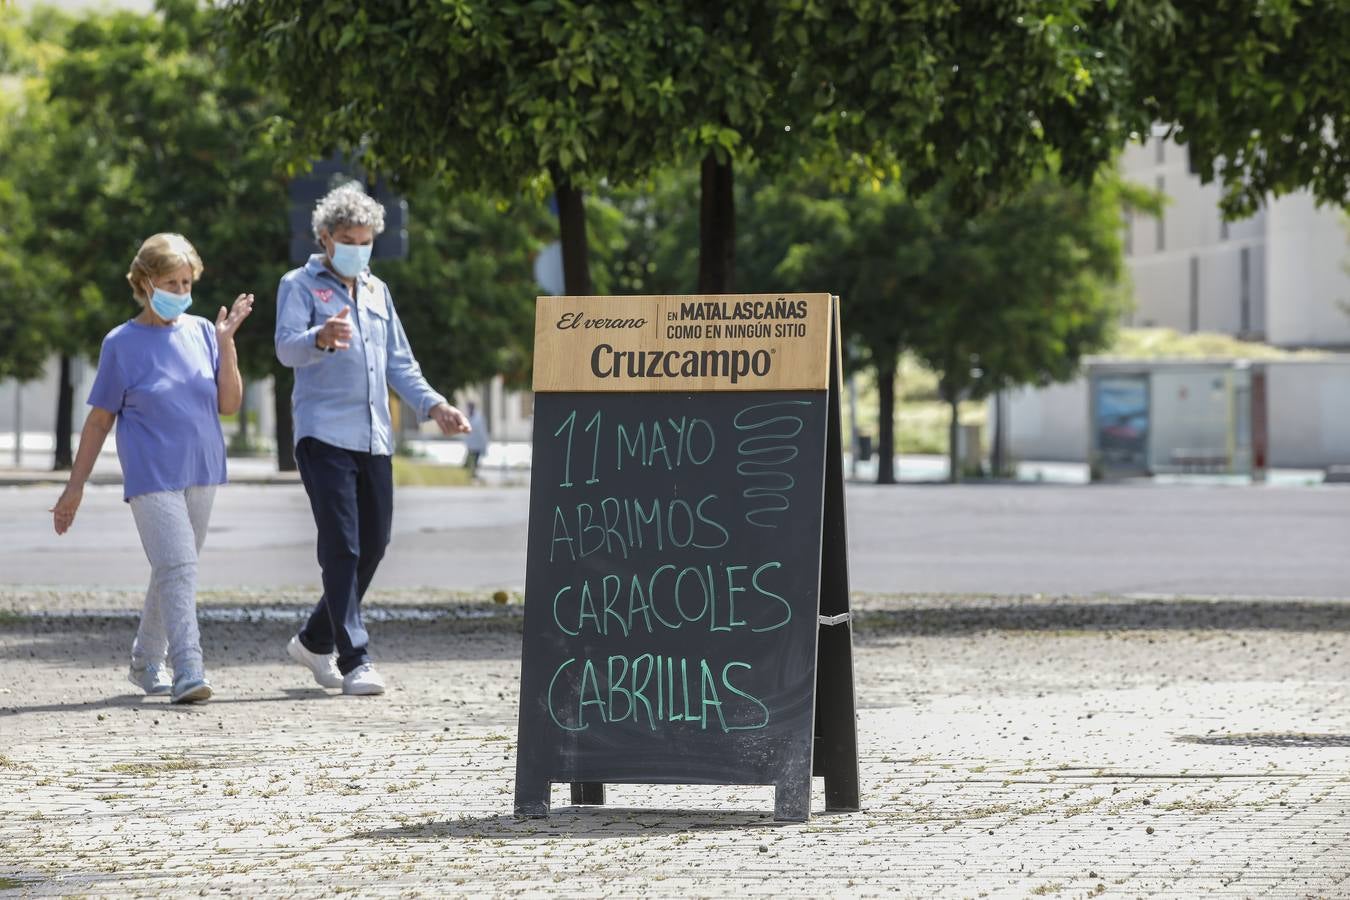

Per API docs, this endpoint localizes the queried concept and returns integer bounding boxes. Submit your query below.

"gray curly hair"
[311,181,385,240]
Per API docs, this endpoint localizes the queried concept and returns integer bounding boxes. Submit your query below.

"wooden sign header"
[532,293,833,393]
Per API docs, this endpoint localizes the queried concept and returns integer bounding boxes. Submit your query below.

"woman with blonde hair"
[51,233,253,704]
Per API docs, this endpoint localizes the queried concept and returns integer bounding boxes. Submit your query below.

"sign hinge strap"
[818,612,852,626]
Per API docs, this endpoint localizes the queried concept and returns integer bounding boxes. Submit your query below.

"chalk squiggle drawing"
[733,400,811,527]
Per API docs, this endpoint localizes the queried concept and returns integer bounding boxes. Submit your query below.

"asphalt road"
[1,481,1347,598]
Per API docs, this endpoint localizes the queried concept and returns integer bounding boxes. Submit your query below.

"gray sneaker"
[171,674,212,704]
[128,662,172,695]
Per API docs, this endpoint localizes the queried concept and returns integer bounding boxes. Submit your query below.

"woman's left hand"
[216,293,255,342]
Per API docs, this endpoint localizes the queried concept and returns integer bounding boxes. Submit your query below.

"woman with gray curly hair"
[275,181,470,697]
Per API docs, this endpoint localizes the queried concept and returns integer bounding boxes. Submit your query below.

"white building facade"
[999,132,1350,472]
[1121,132,1349,349]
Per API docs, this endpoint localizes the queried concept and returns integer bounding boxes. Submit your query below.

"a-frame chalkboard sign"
[513,293,858,822]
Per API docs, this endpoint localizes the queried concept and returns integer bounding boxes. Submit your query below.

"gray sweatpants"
[128,486,216,678]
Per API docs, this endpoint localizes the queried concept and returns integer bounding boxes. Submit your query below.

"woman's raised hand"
[216,293,255,341]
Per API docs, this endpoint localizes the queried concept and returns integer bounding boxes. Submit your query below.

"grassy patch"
[1030,883,1064,896]
[0,877,26,891]
[845,356,986,456]
[106,757,201,776]
[392,457,473,487]
[1110,327,1325,361]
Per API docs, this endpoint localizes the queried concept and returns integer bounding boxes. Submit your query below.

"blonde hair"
[126,233,204,303]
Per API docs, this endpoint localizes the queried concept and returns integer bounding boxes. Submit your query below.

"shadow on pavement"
[354,808,788,841]
[2,599,1346,672]
[0,618,521,667]
[1177,733,1350,749]
[0,687,335,718]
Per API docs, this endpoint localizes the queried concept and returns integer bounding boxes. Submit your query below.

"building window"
[1219,216,1229,241]
[1189,255,1200,332]
[1155,136,1165,164]
[1123,210,1133,256]
[1155,176,1166,251]
[1240,247,1251,334]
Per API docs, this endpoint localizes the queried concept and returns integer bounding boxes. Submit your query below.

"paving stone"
[0,596,1346,897]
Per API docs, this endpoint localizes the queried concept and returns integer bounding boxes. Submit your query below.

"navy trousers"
[295,437,393,675]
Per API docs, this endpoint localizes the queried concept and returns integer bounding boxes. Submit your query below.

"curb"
[0,473,303,487]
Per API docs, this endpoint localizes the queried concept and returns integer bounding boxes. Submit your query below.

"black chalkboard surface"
[514,294,858,822]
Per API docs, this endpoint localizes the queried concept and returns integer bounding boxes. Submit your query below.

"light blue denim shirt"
[275,254,446,455]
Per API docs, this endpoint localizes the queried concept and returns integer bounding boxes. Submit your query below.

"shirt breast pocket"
[309,299,336,329]
[361,300,389,356]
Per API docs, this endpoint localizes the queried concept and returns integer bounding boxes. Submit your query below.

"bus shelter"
[1088,360,1268,481]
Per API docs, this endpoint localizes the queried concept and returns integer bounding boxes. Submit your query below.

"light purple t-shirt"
[87,315,227,501]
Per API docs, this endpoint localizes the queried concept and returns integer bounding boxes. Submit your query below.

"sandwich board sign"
[513,293,859,822]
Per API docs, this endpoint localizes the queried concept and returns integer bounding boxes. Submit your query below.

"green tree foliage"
[597,161,1132,483]
[905,173,1131,482]
[2,1,545,467]
[762,177,932,483]
[378,187,554,394]
[0,21,57,383]
[222,0,1349,300]
[0,166,52,382]
[0,1,294,464]
[679,1,1153,291]
[1133,1,1350,217]
[0,8,141,463]
[768,168,1130,482]
[220,0,696,295]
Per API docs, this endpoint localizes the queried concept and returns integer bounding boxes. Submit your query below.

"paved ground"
[1,481,1348,598]
[0,591,1347,897]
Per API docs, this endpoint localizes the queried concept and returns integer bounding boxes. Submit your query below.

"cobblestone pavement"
[1,591,1347,898]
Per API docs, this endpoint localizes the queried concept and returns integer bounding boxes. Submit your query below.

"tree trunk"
[875,360,897,485]
[991,390,1005,478]
[947,393,961,484]
[697,151,735,293]
[53,354,74,470]
[273,366,295,472]
[552,169,592,295]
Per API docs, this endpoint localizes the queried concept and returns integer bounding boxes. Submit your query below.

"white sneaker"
[342,663,386,696]
[286,635,343,689]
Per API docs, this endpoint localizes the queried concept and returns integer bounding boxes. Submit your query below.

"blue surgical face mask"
[330,241,373,278]
[149,287,192,321]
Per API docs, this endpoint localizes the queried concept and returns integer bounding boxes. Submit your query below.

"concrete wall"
[1005,359,1350,470]
[1121,134,1269,338]
[0,356,94,435]
[1266,361,1350,468]
[1264,193,1350,349]
[1003,379,1089,463]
